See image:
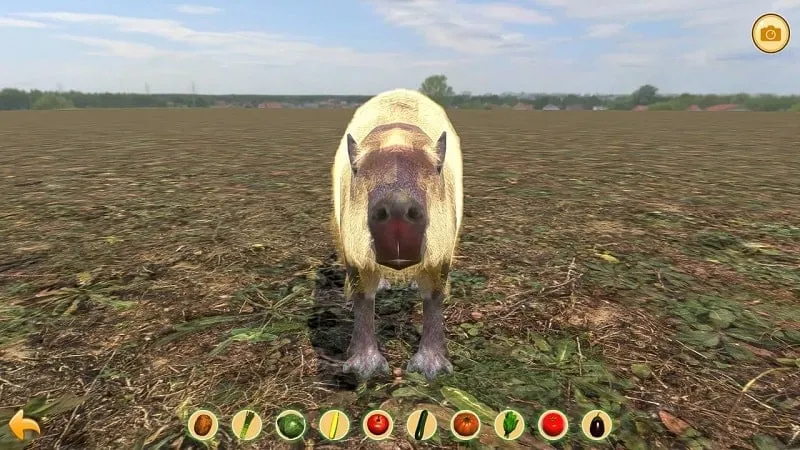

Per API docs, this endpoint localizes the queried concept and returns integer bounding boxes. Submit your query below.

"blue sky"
[1,0,798,95]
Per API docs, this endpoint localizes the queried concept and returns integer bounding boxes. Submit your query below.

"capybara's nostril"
[406,204,424,223]
[371,205,390,222]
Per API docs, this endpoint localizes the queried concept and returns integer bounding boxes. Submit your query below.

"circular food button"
[537,409,568,440]
[406,408,437,441]
[187,409,219,441]
[275,409,306,441]
[231,409,263,441]
[318,409,350,441]
[494,409,525,440]
[450,410,481,440]
[362,409,393,440]
[581,409,613,440]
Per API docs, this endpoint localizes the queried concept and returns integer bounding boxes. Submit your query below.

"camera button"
[752,13,790,54]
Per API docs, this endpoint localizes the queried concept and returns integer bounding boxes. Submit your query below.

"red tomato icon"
[366,412,390,435]
[539,410,567,439]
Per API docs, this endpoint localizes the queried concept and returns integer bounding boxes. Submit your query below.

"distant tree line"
[418,76,800,112]
[2,80,799,111]
[608,84,800,111]
[0,88,376,110]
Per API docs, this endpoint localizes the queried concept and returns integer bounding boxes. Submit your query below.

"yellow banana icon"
[328,411,339,439]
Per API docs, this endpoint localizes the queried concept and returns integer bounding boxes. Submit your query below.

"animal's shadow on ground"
[307,252,420,390]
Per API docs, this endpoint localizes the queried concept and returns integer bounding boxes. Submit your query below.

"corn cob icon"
[328,411,339,439]
[319,409,349,440]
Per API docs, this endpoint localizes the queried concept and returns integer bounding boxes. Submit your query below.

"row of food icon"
[186,407,613,442]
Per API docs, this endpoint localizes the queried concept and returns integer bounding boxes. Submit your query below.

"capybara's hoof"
[343,349,390,380]
[407,349,453,380]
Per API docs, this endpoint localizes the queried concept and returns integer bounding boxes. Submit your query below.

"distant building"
[512,102,534,110]
[319,99,349,108]
[258,102,282,109]
[592,105,608,111]
[542,104,560,111]
[705,103,748,111]
[686,104,702,111]
[632,105,648,111]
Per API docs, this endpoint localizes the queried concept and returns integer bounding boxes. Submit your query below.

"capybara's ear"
[435,131,446,174]
[346,133,358,174]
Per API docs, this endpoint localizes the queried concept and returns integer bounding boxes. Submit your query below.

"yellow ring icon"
[752,13,790,54]
[493,409,525,440]
[187,409,219,441]
[231,409,263,441]
[406,408,438,441]
[362,409,394,440]
[581,409,613,440]
[450,409,481,440]
[319,409,350,441]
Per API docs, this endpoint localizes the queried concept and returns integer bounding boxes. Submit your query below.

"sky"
[0,0,798,95]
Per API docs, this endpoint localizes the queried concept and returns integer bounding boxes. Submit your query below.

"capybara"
[331,88,463,380]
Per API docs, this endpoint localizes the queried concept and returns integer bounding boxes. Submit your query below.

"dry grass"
[0,109,798,449]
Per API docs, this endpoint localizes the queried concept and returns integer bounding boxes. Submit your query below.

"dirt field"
[0,108,798,450]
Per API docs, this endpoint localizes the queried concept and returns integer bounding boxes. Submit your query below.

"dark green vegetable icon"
[502,411,519,438]
[589,414,605,438]
[414,410,429,440]
[240,411,255,440]
[277,413,305,440]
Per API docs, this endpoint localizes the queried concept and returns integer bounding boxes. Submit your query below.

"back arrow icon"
[9,409,41,440]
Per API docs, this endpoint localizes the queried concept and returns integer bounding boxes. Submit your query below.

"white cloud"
[17,12,250,45]
[469,3,554,24]
[585,23,624,38]
[56,35,180,59]
[680,49,712,66]
[599,52,655,67]
[773,0,800,8]
[531,0,740,22]
[367,0,554,54]
[0,17,49,28]
[530,0,800,24]
[174,4,222,15]
[12,11,457,71]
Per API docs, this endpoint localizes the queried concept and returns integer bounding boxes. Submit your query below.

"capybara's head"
[346,131,447,270]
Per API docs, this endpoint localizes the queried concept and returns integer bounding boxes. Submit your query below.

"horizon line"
[3,88,799,97]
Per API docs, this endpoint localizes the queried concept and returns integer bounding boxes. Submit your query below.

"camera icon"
[752,13,790,54]
[760,25,782,42]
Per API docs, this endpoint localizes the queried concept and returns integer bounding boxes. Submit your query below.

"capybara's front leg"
[342,266,389,380]
[407,264,453,380]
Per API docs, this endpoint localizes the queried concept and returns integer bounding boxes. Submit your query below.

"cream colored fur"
[331,88,463,284]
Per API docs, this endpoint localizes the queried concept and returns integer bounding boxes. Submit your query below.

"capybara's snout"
[368,190,426,270]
